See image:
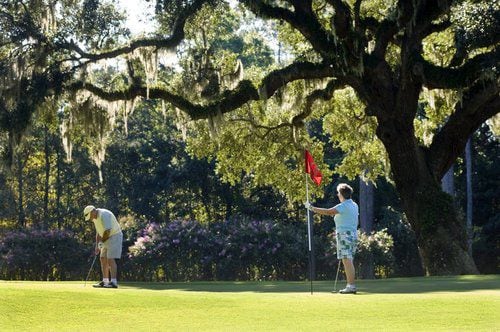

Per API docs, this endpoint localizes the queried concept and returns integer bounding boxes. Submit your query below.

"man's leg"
[103,258,118,288]
[342,258,355,285]
[108,258,117,280]
[104,233,122,288]
[91,255,110,287]
[100,256,109,280]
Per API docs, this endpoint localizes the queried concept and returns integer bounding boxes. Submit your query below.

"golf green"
[1,275,498,331]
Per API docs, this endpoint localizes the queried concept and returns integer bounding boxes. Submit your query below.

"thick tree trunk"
[465,138,473,257]
[408,184,477,275]
[441,165,454,196]
[16,156,25,227]
[359,178,374,233]
[359,177,374,279]
[56,143,63,229]
[43,126,50,229]
[377,120,477,275]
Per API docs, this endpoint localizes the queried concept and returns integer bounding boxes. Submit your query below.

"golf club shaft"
[84,254,98,287]
[334,260,341,291]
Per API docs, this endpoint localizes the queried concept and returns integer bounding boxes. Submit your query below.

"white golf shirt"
[93,208,122,237]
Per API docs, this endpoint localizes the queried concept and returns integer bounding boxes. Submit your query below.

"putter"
[333,260,341,292]
[84,254,98,287]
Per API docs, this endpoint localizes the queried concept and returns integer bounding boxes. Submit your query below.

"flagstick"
[306,173,313,295]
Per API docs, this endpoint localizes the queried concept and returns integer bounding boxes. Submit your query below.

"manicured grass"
[1,275,499,331]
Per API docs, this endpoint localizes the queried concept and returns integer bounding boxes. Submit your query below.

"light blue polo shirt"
[334,199,359,234]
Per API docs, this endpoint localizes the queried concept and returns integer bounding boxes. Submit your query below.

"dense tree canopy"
[0,0,499,275]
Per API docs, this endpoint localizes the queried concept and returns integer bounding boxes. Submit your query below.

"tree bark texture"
[377,120,477,275]
[441,165,454,196]
[359,178,374,279]
[465,138,473,257]
[16,156,25,227]
[43,126,50,228]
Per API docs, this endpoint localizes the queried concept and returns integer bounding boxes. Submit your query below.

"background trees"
[0,0,498,277]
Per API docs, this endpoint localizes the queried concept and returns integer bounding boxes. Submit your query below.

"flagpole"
[306,173,313,295]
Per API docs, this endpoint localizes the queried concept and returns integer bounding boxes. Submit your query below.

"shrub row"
[124,219,394,281]
[0,219,395,281]
[0,228,89,280]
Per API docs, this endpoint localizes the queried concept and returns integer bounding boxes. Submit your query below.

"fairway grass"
[1,275,498,331]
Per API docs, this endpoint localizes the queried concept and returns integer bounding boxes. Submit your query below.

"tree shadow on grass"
[120,275,500,294]
[358,275,500,294]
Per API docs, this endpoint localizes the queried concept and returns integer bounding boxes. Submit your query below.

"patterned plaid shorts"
[336,231,357,259]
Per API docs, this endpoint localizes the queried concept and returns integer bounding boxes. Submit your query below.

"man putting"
[84,205,123,289]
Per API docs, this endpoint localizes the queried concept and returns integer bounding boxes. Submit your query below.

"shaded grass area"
[1,275,499,331]
[122,274,500,293]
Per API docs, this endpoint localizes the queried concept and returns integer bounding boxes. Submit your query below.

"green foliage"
[186,105,331,202]
[414,89,458,147]
[356,229,394,274]
[376,206,424,277]
[156,0,218,29]
[472,214,500,274]
[415,28,459,145]
[241,31,274,68]
[73,0,129,48]
[0,175,16,220]
[452,1,500,52]
[323,88,388,181]
[358,0,397,21]
[416,185,456,235]
[275,21,316,61]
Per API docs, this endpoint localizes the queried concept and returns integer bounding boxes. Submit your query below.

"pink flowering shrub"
[0,228,88,280]
[128,218,307,281]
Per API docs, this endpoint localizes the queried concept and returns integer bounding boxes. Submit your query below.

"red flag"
[305,150,322,186]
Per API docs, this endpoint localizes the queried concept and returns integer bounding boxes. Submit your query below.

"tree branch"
[240,0,335,61]
[372,19,398,59]
[397,0,451,40]
[292,79,345,126]
[68,61,337,120]
[413,0,452,38]
[327,0,352,40]
[54,0,206,62]
[259,61,335,99]
[228,117,292,139]
[421,20,451,37]
[427,79,500,180]
[412,47,500,89]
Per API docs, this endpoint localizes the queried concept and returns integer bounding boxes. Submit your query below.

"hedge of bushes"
[0,219,395,281]
[124,219,308,281]
[0,228,89,280]
[124,218,394,281]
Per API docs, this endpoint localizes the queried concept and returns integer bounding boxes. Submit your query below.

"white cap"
[83,205,96,221]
